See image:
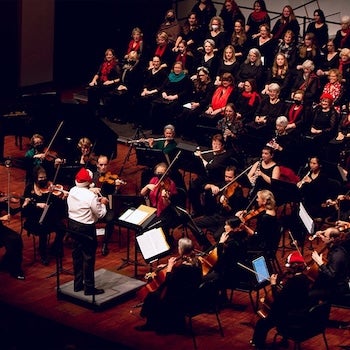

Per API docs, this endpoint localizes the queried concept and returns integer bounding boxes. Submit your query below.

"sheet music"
[136,228,170,261]
[119,208,135,221]
[183,102,192,109]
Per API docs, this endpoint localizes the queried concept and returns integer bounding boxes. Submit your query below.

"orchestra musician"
[236,189,280,258]
[202,217,248,306]
[140,162,178,245]
[309,226,350,304]
[250,252,312,349]
[193,165,247,241]
[135,237,202,334]
[189,133,232,217]
[247,146,280,199]
[0,197,25,280]
[67,168,108,296]
[91,155,125,256]
[22,166,67,266]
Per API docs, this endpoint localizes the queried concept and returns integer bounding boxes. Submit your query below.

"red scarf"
[155,45,166,57]
[127,40,142,54]
[251,10,268,22]
[242,91,261,106]
[211,86,234,110]
[176,53,187,68]
[288,105,303,123]
[341,29,350,48]
[100,61,116,82]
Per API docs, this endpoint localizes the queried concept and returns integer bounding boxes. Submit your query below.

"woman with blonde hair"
[271,5,300,41]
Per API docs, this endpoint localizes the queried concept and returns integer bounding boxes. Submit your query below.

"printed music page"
[119,205,156,226]
[136,227,170,261]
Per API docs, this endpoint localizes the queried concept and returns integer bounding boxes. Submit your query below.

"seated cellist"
[135,237,202,334]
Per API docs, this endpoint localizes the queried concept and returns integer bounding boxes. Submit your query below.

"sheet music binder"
[118,204,157,230]
[136,227,171,263]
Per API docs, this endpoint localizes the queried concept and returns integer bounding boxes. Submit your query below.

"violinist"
[56,137,97,174]
[247,146,280,200]
[251,252,312,349]
[140,162,178,245]
[22,166,66,266]
[91,155,124,256]
[135,237,202,334]
[25,134,55,183]
[309,227,350,304]
[193,165,247,241]
[236,189,280,258]
[0,195,25,280]
[202,217,248,306]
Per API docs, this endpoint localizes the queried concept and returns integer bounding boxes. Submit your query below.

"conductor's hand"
[99,197,109,206]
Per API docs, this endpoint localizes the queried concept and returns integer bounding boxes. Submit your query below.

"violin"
[198,247,218,276]
[98,172,127,185]
[219,182,239,211]
[241,207,265,223]
[0,191,23,204]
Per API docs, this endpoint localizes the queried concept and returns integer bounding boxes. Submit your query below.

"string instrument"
[197,246,218,276]
[308,222,350,241]
[98,172,127,185]
[240,207,265,224]
[136,256,183,301]
[321,194,350,211]
[0,191,23,204]
[217,164,253,211]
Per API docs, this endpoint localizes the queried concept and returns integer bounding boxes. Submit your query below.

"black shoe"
[101,243,109,257]
[40,257,49,266]
[134,323,154,332]
[74,286,84,292]
[84,288,105,296]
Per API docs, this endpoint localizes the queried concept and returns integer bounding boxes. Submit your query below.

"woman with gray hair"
[334,15,350,50]
[291,59,321,116]
[237,48,264,90]
[194,38,219,80]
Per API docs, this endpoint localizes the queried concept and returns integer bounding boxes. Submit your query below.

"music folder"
[118,204,157,230]
[136,227,171,263]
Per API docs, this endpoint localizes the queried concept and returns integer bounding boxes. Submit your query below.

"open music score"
[136,227,170,263]
[118,204,157,228]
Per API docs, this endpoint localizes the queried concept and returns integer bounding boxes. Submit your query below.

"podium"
[117,205,157,277]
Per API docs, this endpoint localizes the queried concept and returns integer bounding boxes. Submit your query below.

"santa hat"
[75,168,93,187]
[320,92,334,103]
[285,252,305,267]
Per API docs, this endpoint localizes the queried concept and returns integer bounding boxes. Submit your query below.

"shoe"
[11,272,25,280]
[84,288,105,296]
[134,323,154,332]
[74,286,83,292]
[40,257,49,266]
[101,243,109,257]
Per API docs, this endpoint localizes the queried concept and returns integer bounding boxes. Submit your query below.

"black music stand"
[176,142,205,177]
[135,147,168,168]
[116,205,157,277]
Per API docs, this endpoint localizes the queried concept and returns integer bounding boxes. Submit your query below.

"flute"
[127,137,172,144]
[194,149,215,155]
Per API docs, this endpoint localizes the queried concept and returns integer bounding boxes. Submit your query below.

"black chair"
[185,279,224,349]
[273,301,331,350]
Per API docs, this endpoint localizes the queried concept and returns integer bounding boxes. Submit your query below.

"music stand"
[135,147,168,168]
[117,205,157,277]
[119,125,147,177]
[176,142,205,177]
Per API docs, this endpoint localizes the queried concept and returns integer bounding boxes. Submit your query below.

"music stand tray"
[271,179,301,207]
[135,147,168,168]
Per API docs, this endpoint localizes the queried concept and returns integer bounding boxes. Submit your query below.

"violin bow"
[287,230,308,268]
[218,164,253,193]
[38,162,62,225]
[155,150,182,187]
[43,120,64,160]
[5,159,12,220]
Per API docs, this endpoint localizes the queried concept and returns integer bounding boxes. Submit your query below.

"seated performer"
[135,237,202,334]
[193,165,247,241]
[22,166,67,266]
[250,252,312,349]
[91,155,125,256]
[0,197,24,280]
[236,189,280,258]
[189,133,232,217]
[310,226,350,303]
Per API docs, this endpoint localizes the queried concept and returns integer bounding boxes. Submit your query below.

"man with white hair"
[67,167,108,295]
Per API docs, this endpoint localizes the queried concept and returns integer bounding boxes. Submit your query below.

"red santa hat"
[75,168,93,187]
[285,252,305,267]
[320,92,334,103]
